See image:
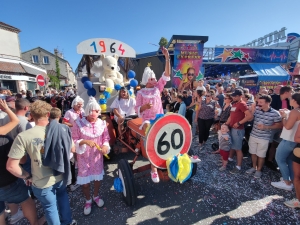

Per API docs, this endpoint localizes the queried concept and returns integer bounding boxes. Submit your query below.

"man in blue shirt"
[177,94,186,117]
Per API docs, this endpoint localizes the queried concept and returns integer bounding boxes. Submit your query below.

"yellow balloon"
[106,87,113,93]
[100,104,107,111]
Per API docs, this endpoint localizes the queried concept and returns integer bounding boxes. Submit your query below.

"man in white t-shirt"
[110,87,136,136]
[196,79,207,92]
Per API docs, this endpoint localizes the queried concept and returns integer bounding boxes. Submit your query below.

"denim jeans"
[192,111,196,136]
[32,180,72,225]
[275,139,297,181]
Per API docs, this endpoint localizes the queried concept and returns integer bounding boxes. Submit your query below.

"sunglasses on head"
[188,73,194,77]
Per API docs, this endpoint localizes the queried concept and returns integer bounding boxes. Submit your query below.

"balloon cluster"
[81,76,96,97]
[81,70,138,112]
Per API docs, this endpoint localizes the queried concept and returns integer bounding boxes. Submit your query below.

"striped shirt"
[219,134,231,151]
[250,107,282,140]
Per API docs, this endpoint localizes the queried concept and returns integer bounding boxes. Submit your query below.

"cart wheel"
[118,159,137,206]
[191,163,197,178]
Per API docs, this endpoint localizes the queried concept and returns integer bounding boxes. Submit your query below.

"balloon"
[126,84,131,90]
[87,88,96,96]
[114,84,122,91]
[84,81,93,90]
[106,87,113,93]
[128,70,136,79]
[103,91,110,99]
[100,104,107,111]
[99,99,107,104]
[128,90,132,96]
[81,76,90,83]
[130,79,138,87]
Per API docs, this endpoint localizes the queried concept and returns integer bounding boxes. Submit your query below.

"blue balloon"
[113,178,123,193]
[126,84,131,90]
[84,81,93,90]
[99,99,107,105]
[103,91,110,99]
[87,88,96,96]
[130,79,138,87]
[81,76,89,83]
[128,70,136,79]
[114,84,122,91]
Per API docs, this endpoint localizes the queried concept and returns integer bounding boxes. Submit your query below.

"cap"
[5,96,16,102]
[231,89,243,97]
[0,87,7,91]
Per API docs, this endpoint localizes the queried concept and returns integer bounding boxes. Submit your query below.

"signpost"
[145,114,192,169]
[36,74,45,87]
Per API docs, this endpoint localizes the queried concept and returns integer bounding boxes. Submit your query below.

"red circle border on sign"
[36,74,45,87]
[145,114,192,169]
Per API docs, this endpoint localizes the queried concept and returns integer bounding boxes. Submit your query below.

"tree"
[48,75,60,89]
[55,54,61,89]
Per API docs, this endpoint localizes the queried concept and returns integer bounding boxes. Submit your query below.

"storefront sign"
[0,74,36,82]
[241,27,287,47]
[259,81,287,90]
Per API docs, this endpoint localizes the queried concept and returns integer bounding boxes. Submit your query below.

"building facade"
[0,22,46,93]
[22,47,77,88]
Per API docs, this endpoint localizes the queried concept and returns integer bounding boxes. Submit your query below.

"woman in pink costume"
[63,96,85,132]
[72,97,110,215]
[135,47,171,183]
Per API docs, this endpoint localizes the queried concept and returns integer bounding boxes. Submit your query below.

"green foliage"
[48,75,60,89]
[159,37,168,47]
[55,55,61,89]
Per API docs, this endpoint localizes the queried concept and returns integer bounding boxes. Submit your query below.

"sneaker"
[70,184,80,192]
[279,177,294,188]
[284,198,300,208]
[246,167,256,174]
[230,167,240,175]
[151,172,160,183]
[190,155,201,163]
[254,171,262,178]
[83,201,92,215]
[228,158,234,162]
[69,219,78,225]
[10,209,24,224]
[271,180,293,191]
[93,196,104,208]
[219,166,226,171]
[218,163,223,167]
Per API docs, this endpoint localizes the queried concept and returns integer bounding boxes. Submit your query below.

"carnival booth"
[239,63,289,94]
[76,38,197,206]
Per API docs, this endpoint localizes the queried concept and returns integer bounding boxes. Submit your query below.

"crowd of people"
[1,59,300,225]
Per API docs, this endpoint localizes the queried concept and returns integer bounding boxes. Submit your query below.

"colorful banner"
[239,76,259,95]
[214,48,289,64]
[172,43,204,88]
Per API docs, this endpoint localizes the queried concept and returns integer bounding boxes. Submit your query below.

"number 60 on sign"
[145,114,192,169]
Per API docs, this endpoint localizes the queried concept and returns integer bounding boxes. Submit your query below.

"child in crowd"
[218,124,232,171]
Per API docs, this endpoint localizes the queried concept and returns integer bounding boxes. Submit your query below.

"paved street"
[17,135,300,225]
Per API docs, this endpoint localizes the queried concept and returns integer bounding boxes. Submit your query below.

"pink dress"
[135,73,170,127]
[63,108,85,133]
[72,117,110,185]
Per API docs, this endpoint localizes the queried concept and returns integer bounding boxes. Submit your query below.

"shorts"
[248,136,269,158]
[220,149,230,160]
[230,128,245,150]
[0,179,30,213]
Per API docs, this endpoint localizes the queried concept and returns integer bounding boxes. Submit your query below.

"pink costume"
[63,108,85,132]
[72,117,110,185]
[135,73,170,129]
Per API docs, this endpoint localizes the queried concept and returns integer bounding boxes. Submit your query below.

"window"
[32,55,39,64]
[43,56,49,64]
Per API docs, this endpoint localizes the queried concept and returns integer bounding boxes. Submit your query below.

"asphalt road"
[16,134,300,225]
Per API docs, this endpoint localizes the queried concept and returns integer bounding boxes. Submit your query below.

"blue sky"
[1,0,299,70]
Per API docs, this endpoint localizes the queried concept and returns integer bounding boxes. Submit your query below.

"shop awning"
[249,63,289,81]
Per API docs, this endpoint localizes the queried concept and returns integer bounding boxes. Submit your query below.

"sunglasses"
[188,73,194,77]
[206,95,211,97]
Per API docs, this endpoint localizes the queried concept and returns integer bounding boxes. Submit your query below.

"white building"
[0,22,47,93]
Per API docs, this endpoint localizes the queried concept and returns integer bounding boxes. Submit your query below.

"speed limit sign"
[145,114,192,169]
